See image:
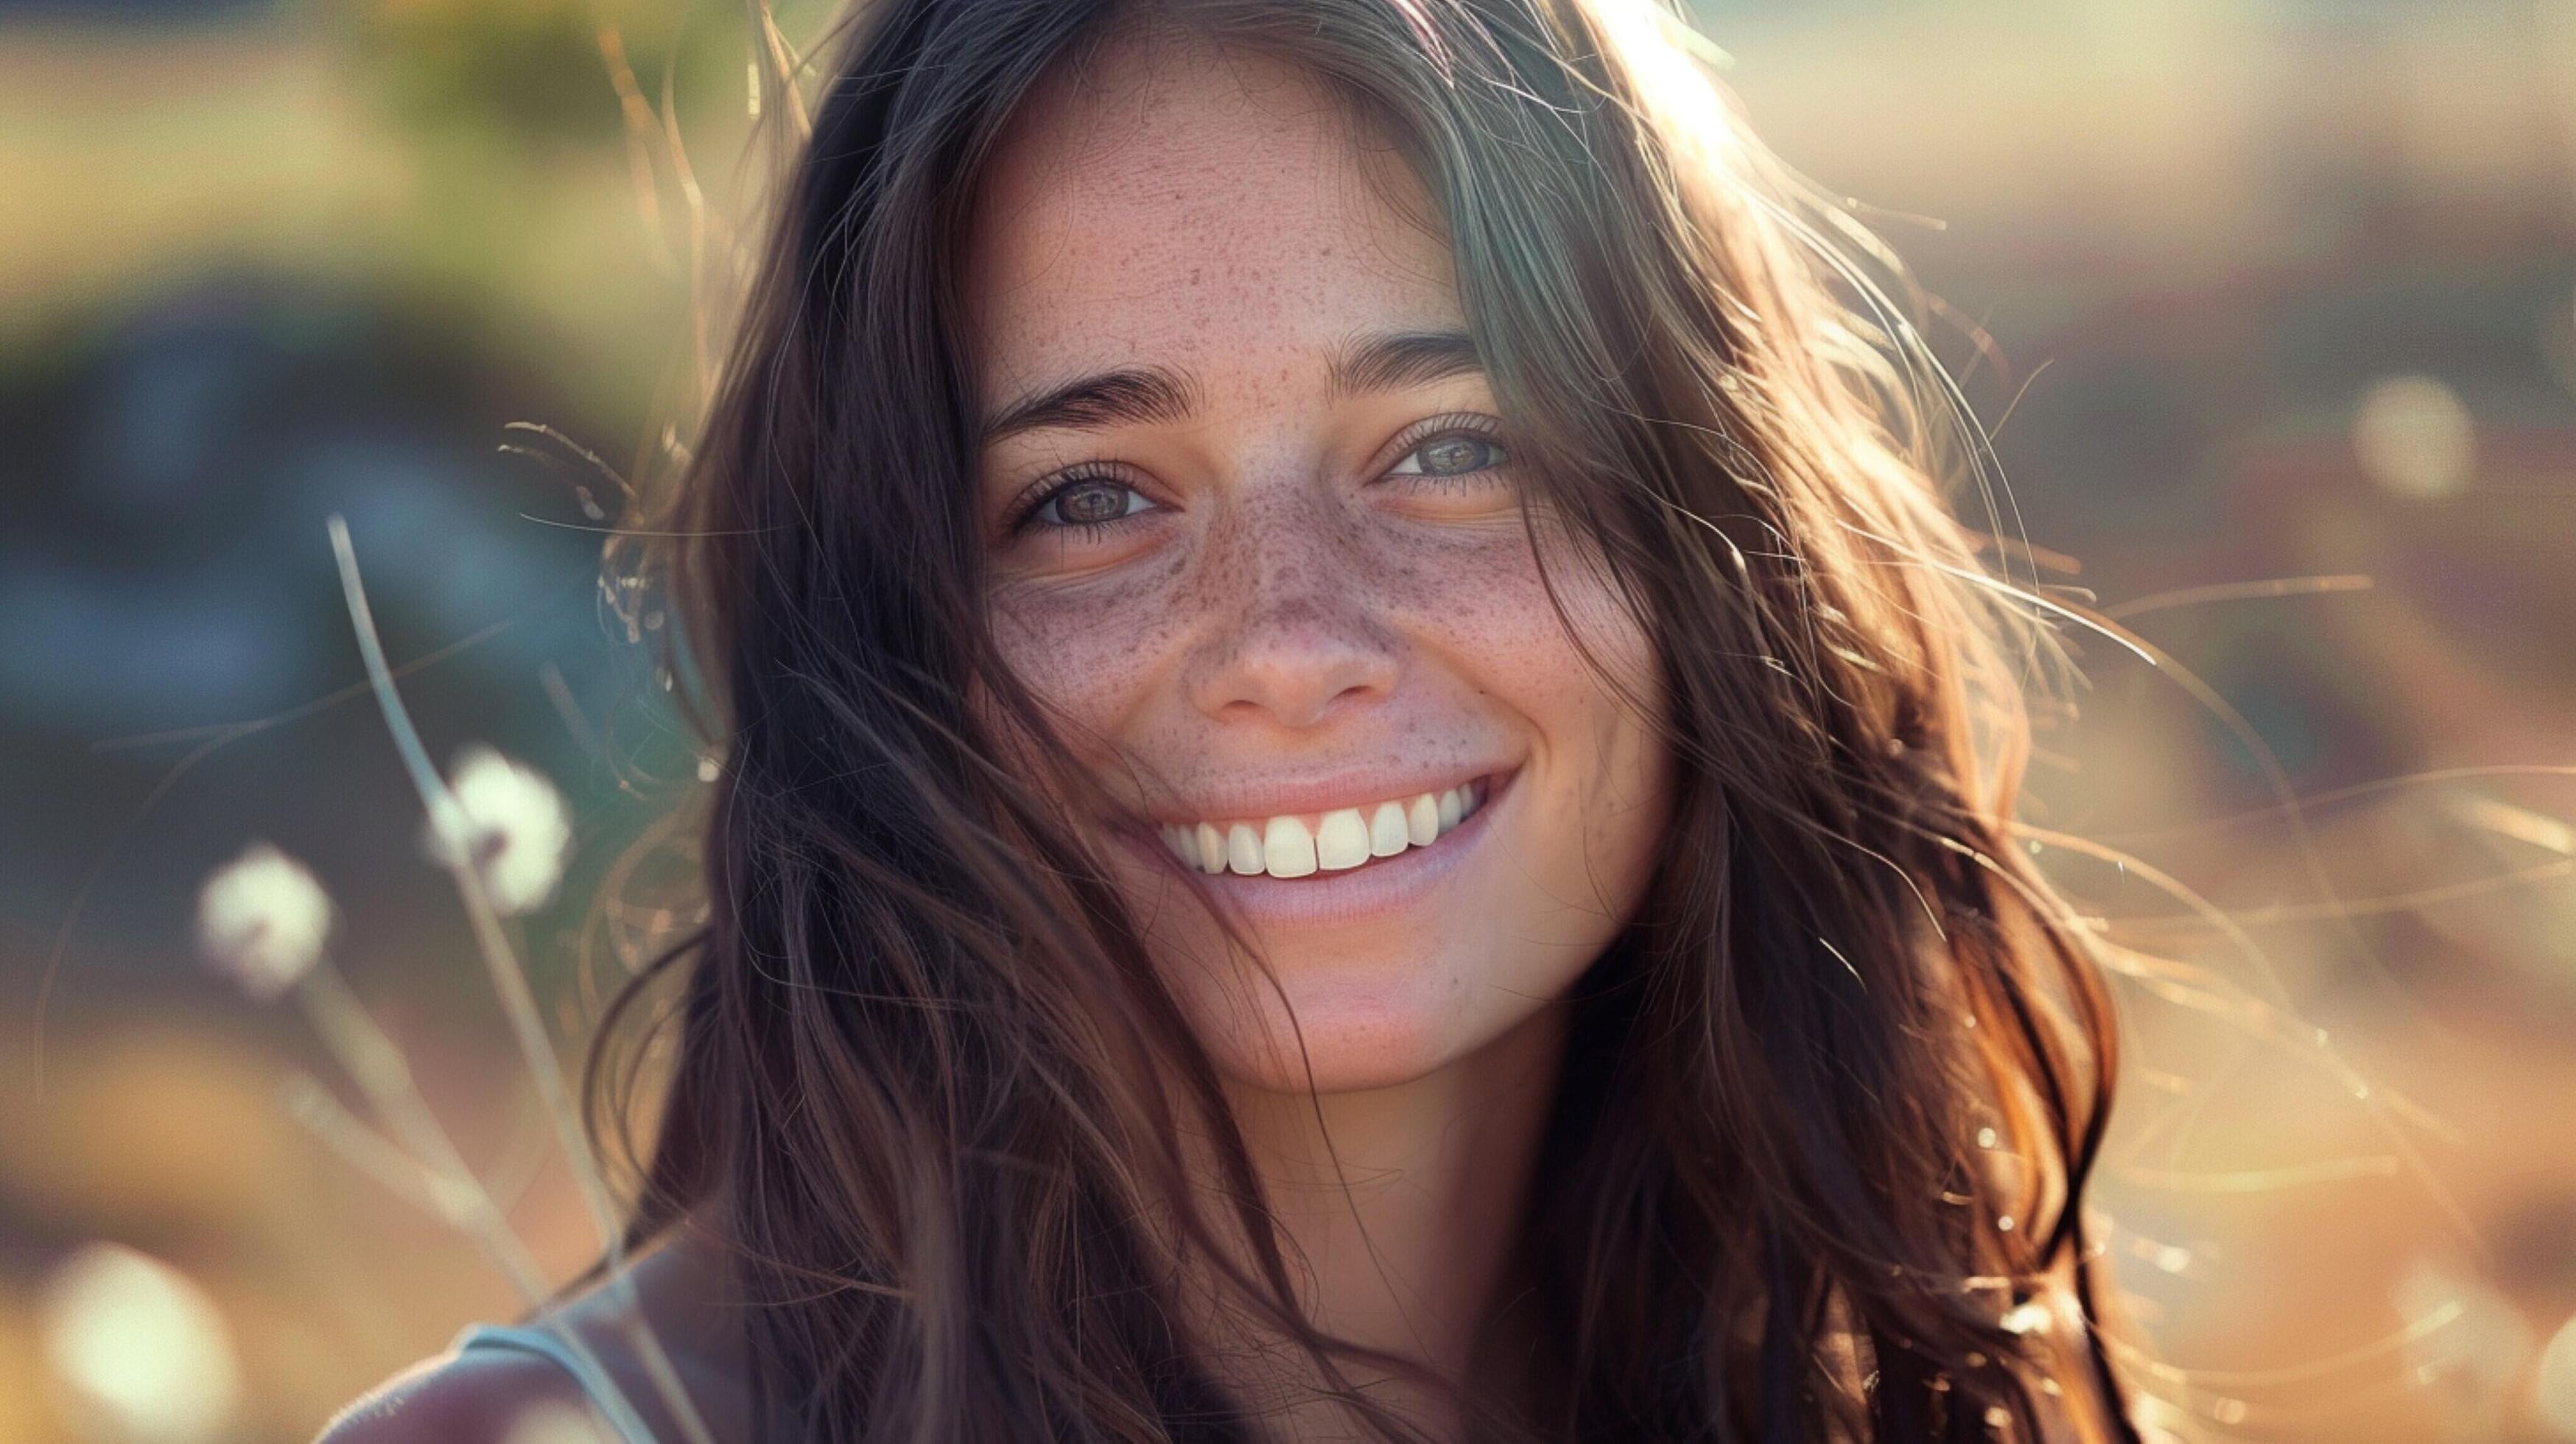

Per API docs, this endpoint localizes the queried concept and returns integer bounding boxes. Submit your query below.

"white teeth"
[1156,777,1499,880]
[1315,808,1371,870]
[1263,816,1318,877]
[1369,802,1410,857]
[1406,793,1439,846]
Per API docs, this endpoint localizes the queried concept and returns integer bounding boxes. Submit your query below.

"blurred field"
[6,1,2576,1439]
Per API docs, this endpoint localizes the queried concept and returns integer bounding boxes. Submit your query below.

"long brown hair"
[580,0,2148,1437]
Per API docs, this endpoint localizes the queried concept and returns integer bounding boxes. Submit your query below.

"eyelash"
[1004,413,1514,541]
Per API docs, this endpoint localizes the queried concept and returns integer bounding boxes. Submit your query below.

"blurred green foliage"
[349,0,723,153]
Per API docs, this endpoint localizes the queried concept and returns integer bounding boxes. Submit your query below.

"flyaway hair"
[576,1,2149,1438]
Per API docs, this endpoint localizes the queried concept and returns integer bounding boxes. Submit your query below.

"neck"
[1198,1003,1570,1437]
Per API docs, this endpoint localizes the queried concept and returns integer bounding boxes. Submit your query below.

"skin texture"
[964,29,1674,1418]
[324,29,1679,1443]
[967,34,1672,1102]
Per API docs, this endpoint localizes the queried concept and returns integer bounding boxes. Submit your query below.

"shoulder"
[314,1224,756,1443]
[312,1342,601,1444]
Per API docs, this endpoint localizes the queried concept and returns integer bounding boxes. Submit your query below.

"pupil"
[1422,437,1485,474]
[1062,483,1123,522]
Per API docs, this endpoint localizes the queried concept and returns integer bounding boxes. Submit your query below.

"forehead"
[960,33,1461,399]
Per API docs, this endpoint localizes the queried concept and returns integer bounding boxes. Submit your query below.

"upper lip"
[1132,763,1517,825]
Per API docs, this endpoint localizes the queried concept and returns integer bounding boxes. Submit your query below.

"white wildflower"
[195,842,333,1001]
[427,744,572,916]
[40,1241,243,1443]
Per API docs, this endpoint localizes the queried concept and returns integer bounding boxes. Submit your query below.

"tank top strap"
[447,1321,664,1443]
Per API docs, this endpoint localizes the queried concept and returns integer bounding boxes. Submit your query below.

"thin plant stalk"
[280,1073,453,1219]
[327,515,715,1444]
[288,967,664,1443]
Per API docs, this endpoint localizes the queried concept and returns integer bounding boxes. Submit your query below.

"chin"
[1172,954,1508,1096]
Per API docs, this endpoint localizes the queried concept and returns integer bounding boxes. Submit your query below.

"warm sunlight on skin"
[963,32,1674,1101]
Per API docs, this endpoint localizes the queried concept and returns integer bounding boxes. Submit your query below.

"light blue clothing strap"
[448,1321,663,1443]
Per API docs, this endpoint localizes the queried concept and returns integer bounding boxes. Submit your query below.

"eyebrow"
[978,328,1484,446]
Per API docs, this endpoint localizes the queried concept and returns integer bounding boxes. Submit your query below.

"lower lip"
[1118,768,1520,929]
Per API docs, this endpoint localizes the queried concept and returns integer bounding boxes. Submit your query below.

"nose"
[1184,490,1401,731]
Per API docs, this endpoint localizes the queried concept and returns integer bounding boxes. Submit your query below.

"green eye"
[1384,416,1514,491]
[1040,479,1148,526]
[1011,472,1157,536]
[1391,432,1510,477]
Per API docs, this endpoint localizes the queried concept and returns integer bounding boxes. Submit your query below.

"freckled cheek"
[988,561,1194,732]
[1403,532,1647,718]
[1422,539,1667,871]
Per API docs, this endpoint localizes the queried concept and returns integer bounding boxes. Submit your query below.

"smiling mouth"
[1141,769,1513,881]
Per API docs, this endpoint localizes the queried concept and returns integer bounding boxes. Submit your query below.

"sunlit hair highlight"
[578,0,2152,1438]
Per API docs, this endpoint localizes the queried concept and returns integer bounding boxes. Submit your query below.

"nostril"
[1184,604,1403,729]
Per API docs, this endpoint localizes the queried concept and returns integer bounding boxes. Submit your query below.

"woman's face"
[964,35,1672,1094]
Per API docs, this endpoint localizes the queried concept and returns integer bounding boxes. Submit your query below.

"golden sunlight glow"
[38,1243,242,1443]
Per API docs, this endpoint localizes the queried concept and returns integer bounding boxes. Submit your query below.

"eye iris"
[1056,481,1127,524]
[1418,436,1494,475]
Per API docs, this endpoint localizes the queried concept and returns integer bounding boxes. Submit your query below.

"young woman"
[324,0,2146,1438]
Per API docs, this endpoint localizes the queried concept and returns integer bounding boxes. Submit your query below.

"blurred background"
[4,0,2575,1438]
